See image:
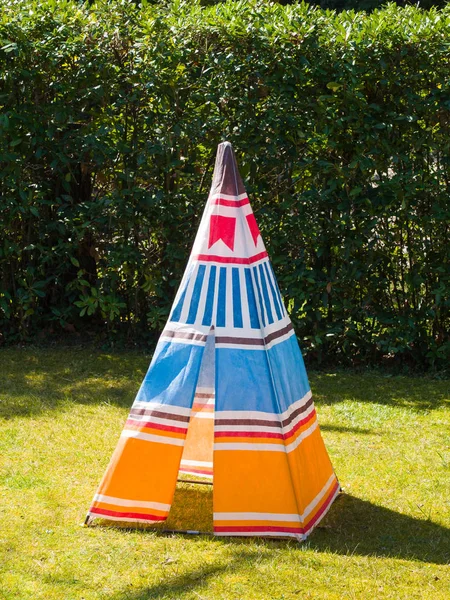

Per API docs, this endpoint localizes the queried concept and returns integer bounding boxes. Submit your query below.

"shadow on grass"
[309,372,449,411]
[0,348,148,418]
[1,349,448,419]
[94,488,449,568]
[102,491,450,600]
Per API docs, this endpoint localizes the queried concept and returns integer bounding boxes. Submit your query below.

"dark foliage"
[0,1,449,369]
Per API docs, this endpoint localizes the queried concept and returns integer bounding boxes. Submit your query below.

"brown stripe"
[214,396,314,429]
[162,329,207,342]
[129,408,190,423]
[216,417,281,428]
[281,397,314,428]
[215,323,294,348]
[215,336,264,346]
[264,323,294,345]
[195,392,215,398]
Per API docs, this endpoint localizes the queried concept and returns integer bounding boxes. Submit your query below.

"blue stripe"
[244,268,260,329]
[232,268,243,328]
[268,262,286,316]
[186,265,206,324]
[258,264,274,325]
[252,267,266,327]
[264,262,282,320]
[170,272,191,322]
[202,266,217,326]
[216,267,227,327]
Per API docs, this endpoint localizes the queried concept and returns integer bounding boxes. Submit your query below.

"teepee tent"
[86,142,340,540]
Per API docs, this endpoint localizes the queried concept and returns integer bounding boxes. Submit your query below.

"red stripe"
[90,507,167,521]
[214,430,284,440]
[212,198,250,207]
[303,480,340,534]
[214,410,316,441]
[282,409,316,440]
[194,251,268,265]
[126,419,188,435]
[214,525,303,534]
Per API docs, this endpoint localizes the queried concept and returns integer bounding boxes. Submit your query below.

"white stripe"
[215,390,312,422]
[159,334,206,347]
[238,267,250,329]
[191,412,214,420]
[127,415,188,429]
[208,192,248,201]
[214,442,284,452]
[250,265,266,329]
[214,424,281,434]
[285,420,318,452]
[263,263,280,323]
[121,429,185,446]
[94,494,170,512]
[180,263,200,323]
[180,459,213,467]
[214,512,301,522]
[195,387,215,396]
[214,420,317,452]
[225,264,233,329]
[132,401,191,417]
[214,531,306,540]
[194,263,209,326]
[302,473,337,521]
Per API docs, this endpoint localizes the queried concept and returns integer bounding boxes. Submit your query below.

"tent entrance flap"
[179,330,215,481]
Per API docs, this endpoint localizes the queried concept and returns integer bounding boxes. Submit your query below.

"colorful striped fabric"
[87,142,340,540]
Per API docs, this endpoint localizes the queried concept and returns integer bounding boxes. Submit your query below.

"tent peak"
[210,142,245,198]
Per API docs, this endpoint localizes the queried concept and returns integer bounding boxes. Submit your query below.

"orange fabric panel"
[97,437,183,506]
[213,449,299,514]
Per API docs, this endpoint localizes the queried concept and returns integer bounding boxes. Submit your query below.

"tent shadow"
[96,488,449,566]
[103,491,449,600]
[306,493,449,565]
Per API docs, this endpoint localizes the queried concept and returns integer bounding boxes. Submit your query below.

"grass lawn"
[0,348,449,600]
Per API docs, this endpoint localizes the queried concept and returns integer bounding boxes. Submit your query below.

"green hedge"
[1,0,449,369]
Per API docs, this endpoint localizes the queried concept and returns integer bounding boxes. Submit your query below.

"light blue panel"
[267,334,310,412]
[134,341,205,409]
[215,347,278,413]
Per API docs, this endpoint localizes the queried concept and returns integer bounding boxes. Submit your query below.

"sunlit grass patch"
[0,348,449,600]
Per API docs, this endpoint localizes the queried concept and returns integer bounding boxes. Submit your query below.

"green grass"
[0,348,449,600]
